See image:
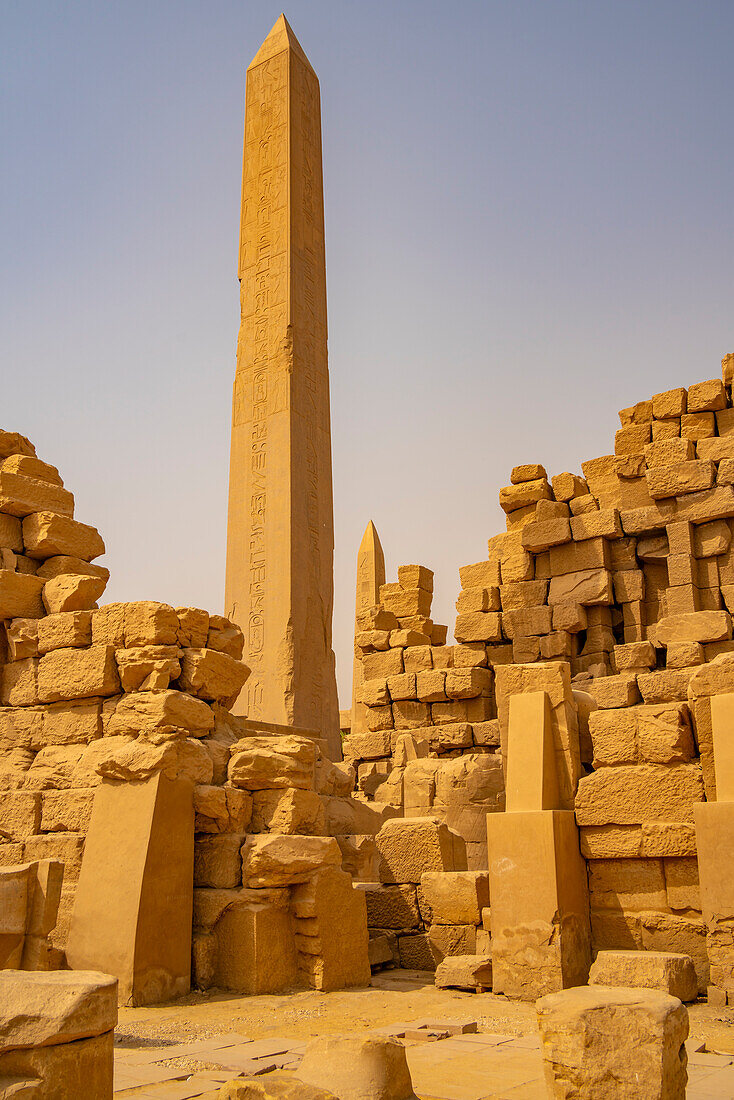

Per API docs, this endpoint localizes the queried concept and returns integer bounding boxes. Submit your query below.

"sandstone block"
[0,791,40,840]
[42,574,106,615]
[434,954,492,991]
[104,689,214,735]
[178,647,249,705]
[688,377,726,412]
[359,883,420,929]
[653,388,687,419]
[250,788,324,835]
[114,644,182,692]
[37,644,119,703]
[207,614,245,659]
[379,584,432,618]
[575,763,704,826]
[681,411,715,439]
[0,657,39,706]
[5,618,38,662]
[398,564,433,592]
[646,459,714,499]
[35,555,109,582]
[444,667,492,699]
[241,834,340,887]
[511,462,547,483]
[298,1035,414,1100]
[37,610,92,653]
[454,612,502,644]
[0,572,45,620]
[419,870,489,925]
[376,818,464,884]
[645,437,694,467]
[22,511,103,560]
[657,610,731,645]
[175,606,209,648]
[548,568,613,606]
[537,984,688,1100]
[0,513,23,551]
[228,736,316,791]
[363,649,404,679]
[194,834,245,888]
[0,969,117,1050]
[521,518,571,552]
[0,472,74,519]
[499,478,551,513]
[459,560,501,588]
[40,789,95,833]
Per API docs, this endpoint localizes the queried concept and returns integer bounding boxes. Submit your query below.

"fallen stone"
[537,984,688,1100]
[434,954,492,991]
[589,950,698,1002]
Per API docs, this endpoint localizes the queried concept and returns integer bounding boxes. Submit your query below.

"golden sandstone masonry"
[225,16,340,759]
[0,422,371,1008]
[350,352,734,1001]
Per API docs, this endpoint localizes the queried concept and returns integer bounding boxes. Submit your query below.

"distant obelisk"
[225,15,340,758]
[351,521,385,736]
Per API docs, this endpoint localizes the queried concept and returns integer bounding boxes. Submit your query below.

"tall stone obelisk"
[351,521,385,736]
[225,15,340,758]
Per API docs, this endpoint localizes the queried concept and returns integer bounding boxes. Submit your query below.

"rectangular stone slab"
[66,773,193,1006]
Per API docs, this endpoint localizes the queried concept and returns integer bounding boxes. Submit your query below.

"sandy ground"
[116,970,734,1055]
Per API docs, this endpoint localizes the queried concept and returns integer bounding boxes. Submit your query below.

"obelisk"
[351,521,385,735]
[225,15,340,758]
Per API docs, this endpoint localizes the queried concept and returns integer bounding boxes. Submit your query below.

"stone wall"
[350,353,734,992]
[0,428,370,996]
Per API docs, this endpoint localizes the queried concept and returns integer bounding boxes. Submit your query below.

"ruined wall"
[0,428,370,995]
[350,354,734,992]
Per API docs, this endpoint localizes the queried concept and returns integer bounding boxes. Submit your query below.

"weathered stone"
[228,736,316,791]
[37,611,92,654]
[241,834,341,887]
[298,1035,415,1100]
[537,985,688,1100]
[22,511,103,560]
[574,764,704,825]
[0,969,117,1049]
[250,788,325,835]
[589,950,697,1001]
[179,647,249,705]
[42,574,106,614]
[358,883,420,930]
[66,773,193,1006]
[419,871,489,925]
[207,614,245,660]
[0,572,44,620]
[434,954,492,991]
[37,645,119,703]
[375,818,465,884]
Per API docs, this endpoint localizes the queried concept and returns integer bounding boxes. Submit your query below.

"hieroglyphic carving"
[225,16,340,754]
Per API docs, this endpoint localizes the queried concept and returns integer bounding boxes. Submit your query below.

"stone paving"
[112,1020,734,1099]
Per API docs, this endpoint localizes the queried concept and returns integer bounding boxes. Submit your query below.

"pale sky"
[2,1,733,704]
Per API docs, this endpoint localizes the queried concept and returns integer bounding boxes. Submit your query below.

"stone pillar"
[351,521,385,736]
[694,691,734,1002]
[488,687,590,1000]
[66,773,194,1006]
[224,15,340,760]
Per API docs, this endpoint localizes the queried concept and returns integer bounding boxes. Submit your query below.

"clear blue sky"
[2,1,732,703]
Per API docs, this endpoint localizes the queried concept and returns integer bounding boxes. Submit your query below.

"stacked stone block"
[352,354,734,994]
[0,427,371,997]
[358,817,489,971]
